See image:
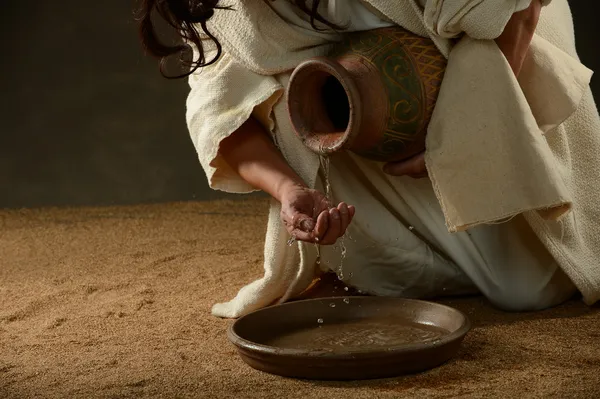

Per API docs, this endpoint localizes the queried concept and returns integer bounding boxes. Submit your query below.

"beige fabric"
[269,0,395,31]
[318,150,575,311]
[423,0,538,39]
[425,35,592,231]
[202,1,334,76]
[185,0,600,317]
[186,49,283,193]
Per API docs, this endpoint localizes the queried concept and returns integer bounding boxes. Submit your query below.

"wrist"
[273,177,307,203]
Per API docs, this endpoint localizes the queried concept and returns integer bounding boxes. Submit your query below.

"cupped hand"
[279,184,356,245]
[383,152,428,179]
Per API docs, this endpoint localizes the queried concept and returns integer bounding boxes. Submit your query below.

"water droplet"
[329,303,336,308]
[344,287,349,291]
[317,318,324,324]
[345,231,357,243]
[320,155,332,200]
[314,243,321,267]
[357,290,363,294]
[408,226,414,231]
[343,298,350,304]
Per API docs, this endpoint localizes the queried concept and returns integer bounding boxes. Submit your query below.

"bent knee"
[487,284,576,312]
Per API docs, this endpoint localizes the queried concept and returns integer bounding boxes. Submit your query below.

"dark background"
[1,1,598,209]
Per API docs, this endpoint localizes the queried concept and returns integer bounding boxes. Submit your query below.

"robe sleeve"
[185,47,284,193]
[420,0,593,232]
[423,0,552,40]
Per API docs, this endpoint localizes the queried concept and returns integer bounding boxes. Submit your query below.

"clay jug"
[286,27,447,163]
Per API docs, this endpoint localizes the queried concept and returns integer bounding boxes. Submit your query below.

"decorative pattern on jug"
[332,28,446,161]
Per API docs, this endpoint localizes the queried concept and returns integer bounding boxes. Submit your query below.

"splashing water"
[287,236,297,246]
[314,240,321,266]
[343,298,350,304]
[319,156,332,201]
[317,318,324,324]
[329,303,336,308]
[345,230,358,243]
[317,154,352,281]
[313,156,329,271]
[337,235,347,280]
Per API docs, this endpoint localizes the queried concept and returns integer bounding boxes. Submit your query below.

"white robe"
[184,0,599,317]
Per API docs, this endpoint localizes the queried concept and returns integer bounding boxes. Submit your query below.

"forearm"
[494,0,542,76]
[219,117,307,202]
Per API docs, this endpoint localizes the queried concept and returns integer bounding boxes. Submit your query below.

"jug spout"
[286,27,446,163]
[286,57,363,156]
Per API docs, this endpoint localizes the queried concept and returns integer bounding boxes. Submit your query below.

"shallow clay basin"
[228,296,471,380]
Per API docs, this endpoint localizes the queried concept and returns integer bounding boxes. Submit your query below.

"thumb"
[295,214,315,233]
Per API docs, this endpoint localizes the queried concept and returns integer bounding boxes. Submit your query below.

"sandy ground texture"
[1,199,599,398]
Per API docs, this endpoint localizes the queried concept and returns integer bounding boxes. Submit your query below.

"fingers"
[295,214,315,232]
[286,203,356,245]
[348,205,356,218]
[289,229,312,242]
[383,152,427,178]
[320,208,342,245]
[314,210,329,241]
[289,214,315,242]
[338,203,350,236]
[312,203,356,244]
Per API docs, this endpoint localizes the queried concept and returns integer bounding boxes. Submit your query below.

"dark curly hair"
[138,0,337,78]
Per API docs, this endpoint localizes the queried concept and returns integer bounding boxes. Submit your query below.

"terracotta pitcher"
[286,27,447,163]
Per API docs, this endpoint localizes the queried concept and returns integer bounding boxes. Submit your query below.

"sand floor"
[1,199,599,398]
